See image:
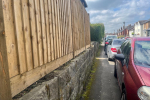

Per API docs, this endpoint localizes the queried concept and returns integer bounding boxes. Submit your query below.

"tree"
[90,23,105,43]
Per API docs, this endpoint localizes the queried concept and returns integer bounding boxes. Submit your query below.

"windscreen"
[113,40,125,45]
[106,36,117,40]
[134,41,150,67]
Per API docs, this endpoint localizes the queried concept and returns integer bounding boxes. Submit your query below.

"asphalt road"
[89,43,121,100]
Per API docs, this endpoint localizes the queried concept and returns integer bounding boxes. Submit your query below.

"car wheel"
[114,65,117,78]
[121,89,127,100]
[108,57,110,61]
[105,50,107,55]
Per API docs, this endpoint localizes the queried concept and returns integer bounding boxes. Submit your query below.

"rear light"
[111,48,117,52]
[105,42,109,44]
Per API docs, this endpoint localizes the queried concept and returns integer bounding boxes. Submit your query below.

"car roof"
[131,37,150,41]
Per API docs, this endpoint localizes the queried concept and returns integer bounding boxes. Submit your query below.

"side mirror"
[115,54,125,61]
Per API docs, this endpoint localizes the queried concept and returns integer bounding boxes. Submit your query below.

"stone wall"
[19,42,99,100]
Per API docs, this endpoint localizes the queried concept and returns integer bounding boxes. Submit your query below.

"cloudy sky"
[85,0,150,33]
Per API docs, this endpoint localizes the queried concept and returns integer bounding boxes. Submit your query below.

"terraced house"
[143,19,150,37]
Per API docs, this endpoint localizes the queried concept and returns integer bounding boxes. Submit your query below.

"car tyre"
[108,57,110,61]
[105,51,107,55]
[121,89,127,100]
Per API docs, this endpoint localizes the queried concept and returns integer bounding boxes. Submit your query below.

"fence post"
[0,1,12,100]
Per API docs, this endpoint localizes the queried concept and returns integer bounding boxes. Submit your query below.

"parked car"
[107,39,125,60]
[114,37,150,100]
[104,39,112,55]
[104,35,118,52]
[105,35,118,41]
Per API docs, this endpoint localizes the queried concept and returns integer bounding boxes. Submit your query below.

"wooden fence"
[0,0,91,99]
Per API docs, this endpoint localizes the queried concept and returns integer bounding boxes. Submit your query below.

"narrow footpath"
[89,43,121,100]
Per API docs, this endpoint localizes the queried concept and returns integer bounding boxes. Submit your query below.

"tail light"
[105,42,109,44]
[111,48,117,52]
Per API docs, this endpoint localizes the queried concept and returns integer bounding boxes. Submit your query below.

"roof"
[80,0,88,8]
[127,25,134,30]
[136,20,147,25]
[143,19,150,24]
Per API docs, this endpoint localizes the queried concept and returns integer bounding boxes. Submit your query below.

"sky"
[85,0,150,33]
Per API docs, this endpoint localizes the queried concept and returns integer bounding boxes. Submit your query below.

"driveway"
[89,43,121,100]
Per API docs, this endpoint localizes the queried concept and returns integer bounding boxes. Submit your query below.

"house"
[143,19,150,37]
[125,24,134,37]
[134,20,147,37]
[129,26,134,37]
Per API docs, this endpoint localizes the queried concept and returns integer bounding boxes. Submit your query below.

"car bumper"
[109,52,117,59]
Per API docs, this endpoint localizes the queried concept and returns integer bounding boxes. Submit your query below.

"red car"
[114,37,150,100]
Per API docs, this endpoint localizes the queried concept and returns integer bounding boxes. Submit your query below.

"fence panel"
[0,0,91,98]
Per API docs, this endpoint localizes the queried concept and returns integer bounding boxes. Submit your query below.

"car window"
[106,36,117,40]
[134,41,150,68]
[120,40,128,52]
[113,40,125,45]
[120,40,131,67]
[124,41,131,66]
[109,41,112,45]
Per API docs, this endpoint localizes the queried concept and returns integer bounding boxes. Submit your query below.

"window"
[123,42,131,65]
[109,40,112,45]
[120,40,129,52]
[113,40,125,45]
[134,41,150,68]
[121,40,131,66]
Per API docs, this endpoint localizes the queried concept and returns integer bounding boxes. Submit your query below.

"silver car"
[107,39,125,60]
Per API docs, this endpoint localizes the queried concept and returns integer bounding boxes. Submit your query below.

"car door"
[117,41,130,87]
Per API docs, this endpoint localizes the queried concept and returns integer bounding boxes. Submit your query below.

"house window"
[148,31,150,36]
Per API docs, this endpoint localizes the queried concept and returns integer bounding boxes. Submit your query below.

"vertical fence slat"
[48,0,54,61]
[0,1,12,99]
[44,0,50,62]
[51,0,57,59]
[60,0,63,57]
[22,0,34,71]
[63,0,67,55]
[14,0,27,74]
[29,0,39,68]
[57,0,62,58]
[61,0,64,56]
[54,0,59,58]
[35,0,44,66]
[3,0,19,78]
[40,0,48,63]
[66,0,69,55]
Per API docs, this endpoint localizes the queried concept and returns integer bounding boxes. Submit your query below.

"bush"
[90,23,105,43]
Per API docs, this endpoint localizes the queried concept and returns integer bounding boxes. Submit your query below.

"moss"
[81,45,101,100]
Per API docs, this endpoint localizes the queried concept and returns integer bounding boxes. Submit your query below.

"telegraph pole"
[123,22,125,37]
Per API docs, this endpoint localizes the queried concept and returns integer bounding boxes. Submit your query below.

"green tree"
[90,23,105,43]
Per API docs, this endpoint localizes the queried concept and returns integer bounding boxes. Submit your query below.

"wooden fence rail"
[0,0,91,99]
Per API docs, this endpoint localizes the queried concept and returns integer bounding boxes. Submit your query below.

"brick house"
[143,19,150,37]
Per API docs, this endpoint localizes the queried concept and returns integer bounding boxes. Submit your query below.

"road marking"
[108,61,115,65]
[96,57,107,60]
[96,57,114,65]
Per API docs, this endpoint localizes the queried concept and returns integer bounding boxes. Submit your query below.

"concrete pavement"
[89,43,121,100]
